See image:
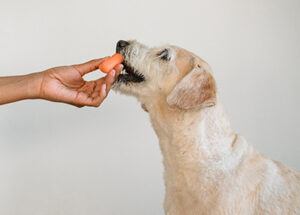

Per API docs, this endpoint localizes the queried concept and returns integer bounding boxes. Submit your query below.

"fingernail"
[101,84,107,97]
[110,70,116,77]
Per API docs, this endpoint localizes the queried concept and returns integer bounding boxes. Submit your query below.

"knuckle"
[90,59,98,64]
[94,100,102,107]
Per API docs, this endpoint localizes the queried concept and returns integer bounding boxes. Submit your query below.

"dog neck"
[141,95,252,212]
[145,96,241,174]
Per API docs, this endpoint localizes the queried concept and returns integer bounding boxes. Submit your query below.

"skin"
[0,58,122,107]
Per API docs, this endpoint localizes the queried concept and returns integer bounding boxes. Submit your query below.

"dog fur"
[113,40,300,215]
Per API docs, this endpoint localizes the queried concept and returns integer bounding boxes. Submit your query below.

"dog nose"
[116,40,129,52]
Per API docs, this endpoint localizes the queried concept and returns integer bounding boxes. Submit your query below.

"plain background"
[0,0,299,214]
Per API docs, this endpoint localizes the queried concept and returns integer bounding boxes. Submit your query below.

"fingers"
[73,79,108,107]
[71,65,121,107]
[100,83,107,98]
[106,63,123,85]
[93,69,119,105]
[88,73,116,107]
[106,70,116,86]
[73,90,104,107]
[114,64,123,75]
[73,57,108,76]
[86,85,107,107]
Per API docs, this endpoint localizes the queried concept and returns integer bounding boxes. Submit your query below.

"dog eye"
[157,49,170,61]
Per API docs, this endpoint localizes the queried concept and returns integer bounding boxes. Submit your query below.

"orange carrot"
[99,53,124,73]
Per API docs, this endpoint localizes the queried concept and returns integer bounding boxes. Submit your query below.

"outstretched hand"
[38,58,122,107]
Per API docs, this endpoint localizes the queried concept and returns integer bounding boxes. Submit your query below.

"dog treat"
[99,53,124,73]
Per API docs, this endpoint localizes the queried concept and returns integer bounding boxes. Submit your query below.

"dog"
[113,40,300,215]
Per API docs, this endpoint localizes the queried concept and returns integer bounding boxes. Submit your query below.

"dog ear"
[166,65,216,110]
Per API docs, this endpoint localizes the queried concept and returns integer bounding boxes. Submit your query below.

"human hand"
[36,58,122,107]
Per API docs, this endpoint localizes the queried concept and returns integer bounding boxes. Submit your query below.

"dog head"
[113,40,216,111]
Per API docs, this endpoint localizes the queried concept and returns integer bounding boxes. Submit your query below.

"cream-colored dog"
[113,40,300,215]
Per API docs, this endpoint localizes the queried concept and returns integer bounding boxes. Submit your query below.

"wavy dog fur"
[114,40,300,215]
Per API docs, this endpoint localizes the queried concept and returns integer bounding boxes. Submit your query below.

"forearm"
[0,73,42,105]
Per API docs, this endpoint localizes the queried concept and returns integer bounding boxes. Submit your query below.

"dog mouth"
[117,63,145,84]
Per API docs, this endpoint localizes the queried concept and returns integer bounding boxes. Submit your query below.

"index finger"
[73,57,108,76]
[114,64,123,76]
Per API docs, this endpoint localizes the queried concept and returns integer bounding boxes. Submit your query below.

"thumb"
[73,57,108,76]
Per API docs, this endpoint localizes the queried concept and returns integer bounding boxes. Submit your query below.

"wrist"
[25,72,43,99]
[0,72,43,105]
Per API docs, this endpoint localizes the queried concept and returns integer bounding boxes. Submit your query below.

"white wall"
[0,0,299,214]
